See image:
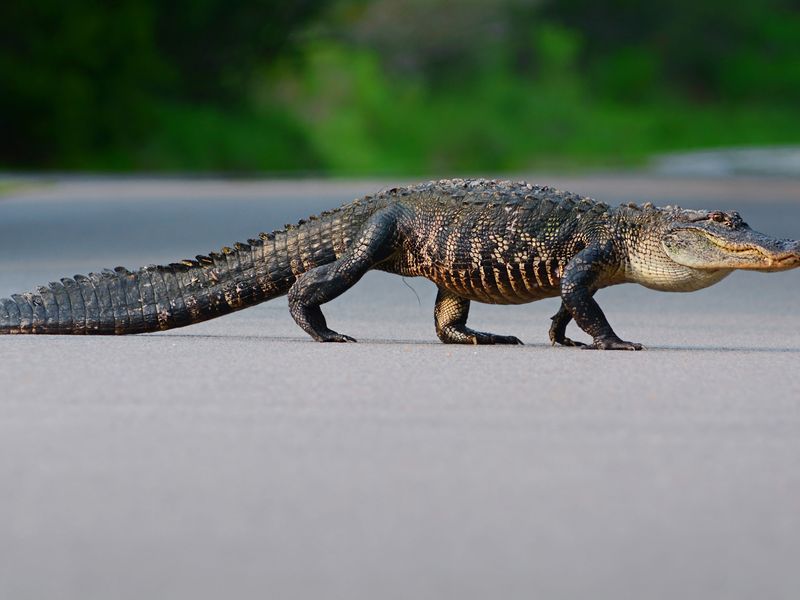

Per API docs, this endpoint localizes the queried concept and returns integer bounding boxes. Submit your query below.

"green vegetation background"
[3,0,800,175]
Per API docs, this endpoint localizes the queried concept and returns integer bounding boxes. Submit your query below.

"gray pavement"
[1,176,799,600]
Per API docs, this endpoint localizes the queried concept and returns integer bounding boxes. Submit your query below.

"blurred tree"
[541,0,800,103]
[155,0,329,103]
[0,0,331,168]
[0,2,163,166]
[342,0,518,81]
[2,0,800,172]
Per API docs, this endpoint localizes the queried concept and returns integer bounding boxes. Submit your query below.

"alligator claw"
[492,334,524,345]
[552,336,587,347]
[472,332,524,345]
[582,338,644,351]
[316,331,358,343]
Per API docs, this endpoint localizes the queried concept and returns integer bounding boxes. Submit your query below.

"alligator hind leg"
[288,211,397,342]
[434,288,523,345]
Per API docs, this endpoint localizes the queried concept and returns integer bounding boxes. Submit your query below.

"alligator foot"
[582,337,644,351]
[434,287,523,345]
[314,329,358,343]
[471,331,524,345]
[553,337,587,347]
[438,325,523,345]
[288,298,358,343]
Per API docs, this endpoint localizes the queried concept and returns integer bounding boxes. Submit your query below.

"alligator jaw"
[719,239,800,271]
[662,226,800,272]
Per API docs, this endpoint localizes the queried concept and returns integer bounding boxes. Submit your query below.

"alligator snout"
[779,238,800,256]
[769,238,800,269]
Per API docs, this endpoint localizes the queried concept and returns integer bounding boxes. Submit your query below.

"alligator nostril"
[783,240,800,261]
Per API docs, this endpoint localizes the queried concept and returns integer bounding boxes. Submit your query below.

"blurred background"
[2,0,800,176]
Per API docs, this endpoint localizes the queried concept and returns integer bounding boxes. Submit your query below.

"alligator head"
[661,209,800,272]
[624,206,800,292]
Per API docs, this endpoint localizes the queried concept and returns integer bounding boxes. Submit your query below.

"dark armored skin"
[2,179,799,348]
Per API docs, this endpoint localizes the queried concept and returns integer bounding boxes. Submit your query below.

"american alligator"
[1,179,798,348]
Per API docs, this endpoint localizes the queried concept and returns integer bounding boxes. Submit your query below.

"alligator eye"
[729,212,745,227]
[708,211,725,223]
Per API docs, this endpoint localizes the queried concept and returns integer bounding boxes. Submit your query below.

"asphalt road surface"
[1,176,799,600]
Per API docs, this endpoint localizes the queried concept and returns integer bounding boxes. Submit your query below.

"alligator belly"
[422,263,560,305]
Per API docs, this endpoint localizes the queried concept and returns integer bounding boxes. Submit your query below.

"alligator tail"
[0,223,340,334]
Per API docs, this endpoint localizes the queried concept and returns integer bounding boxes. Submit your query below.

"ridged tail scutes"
[0,196,373,335]
[0,233,303,334]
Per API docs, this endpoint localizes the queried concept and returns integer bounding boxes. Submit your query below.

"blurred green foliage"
[2,0,800,174]
[0,0,328,170]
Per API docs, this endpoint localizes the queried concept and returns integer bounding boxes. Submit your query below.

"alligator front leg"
[288,210,397,342]
[560,245,643,351]
[548,301,587,347]
[434,287,523,345]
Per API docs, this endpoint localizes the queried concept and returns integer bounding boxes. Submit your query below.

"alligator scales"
[2,179,799,349]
